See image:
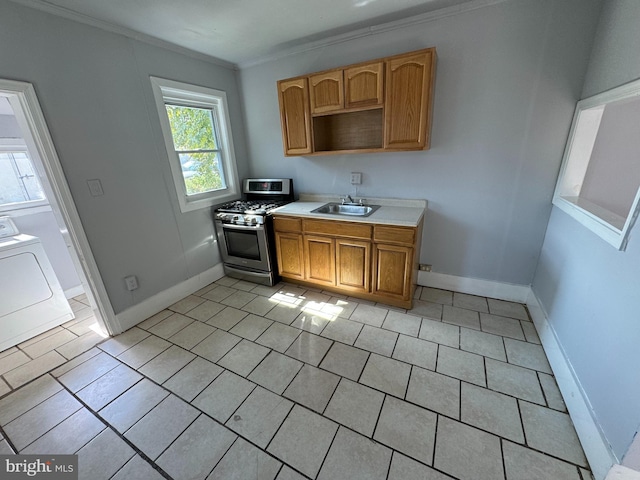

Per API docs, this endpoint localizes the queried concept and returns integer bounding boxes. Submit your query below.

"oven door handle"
[217,222,265,231]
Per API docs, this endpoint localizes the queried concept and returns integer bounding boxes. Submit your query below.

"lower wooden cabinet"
[336,239,370,293]
[302,236,370,293]
[274,232,304,280]
[372,243,413,302]
[273,215,420,308]
[304,235,336,287]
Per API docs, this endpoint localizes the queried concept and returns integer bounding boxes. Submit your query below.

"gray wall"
[532,0,640,461]
[0,0,250,313]
[239,0,601,286]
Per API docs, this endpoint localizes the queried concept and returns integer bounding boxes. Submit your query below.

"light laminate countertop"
[271,194,427,227]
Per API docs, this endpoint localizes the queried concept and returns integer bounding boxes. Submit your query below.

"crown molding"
[238,0,509,68]
[7,0,238,70]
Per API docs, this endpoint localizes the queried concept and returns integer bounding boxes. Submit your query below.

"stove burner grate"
[217,200,289,215]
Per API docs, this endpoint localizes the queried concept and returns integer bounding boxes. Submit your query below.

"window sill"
[552,192,640,250]
[179,190,239,213]
[0,204,51,217]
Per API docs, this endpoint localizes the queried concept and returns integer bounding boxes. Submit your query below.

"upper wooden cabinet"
[276,48,436,156]
[277,78,312,155]
[384,50,435,150]
[345,62,384,109]
[309,71,344,114]
[309,62,383,115]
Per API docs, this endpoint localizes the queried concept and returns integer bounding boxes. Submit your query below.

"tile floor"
[0,278,595,480]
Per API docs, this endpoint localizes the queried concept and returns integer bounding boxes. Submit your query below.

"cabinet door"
[278,78,312,155]
[372,243,413,301]
[309,71,344,114]
[384,49,436,149]
[345,62,383,109]
[275,232,304,280]
[336,239,370,293]
[304,235,335,287]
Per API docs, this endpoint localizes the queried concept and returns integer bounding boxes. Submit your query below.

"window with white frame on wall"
[0,139,47,212]
[150,77,240,213]
[553,78,640,251]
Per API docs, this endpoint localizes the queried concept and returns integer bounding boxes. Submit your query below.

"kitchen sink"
[311,202,381,217]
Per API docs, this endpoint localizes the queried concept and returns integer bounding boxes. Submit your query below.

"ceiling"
[12,0,482,67]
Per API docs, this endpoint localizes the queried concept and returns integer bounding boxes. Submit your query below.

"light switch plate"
[350,172,362,185]
[87,179,104,197]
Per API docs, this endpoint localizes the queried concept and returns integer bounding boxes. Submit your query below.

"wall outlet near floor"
[124,275,139,291]
[350,172,362,185]
[419,264,432,272]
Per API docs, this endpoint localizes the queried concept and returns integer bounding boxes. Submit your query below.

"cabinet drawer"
[274,216,302,233]
[373,225,416,246]
[303,219,372,240]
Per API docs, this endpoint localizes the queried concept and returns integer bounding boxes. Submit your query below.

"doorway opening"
[0,79,116,345]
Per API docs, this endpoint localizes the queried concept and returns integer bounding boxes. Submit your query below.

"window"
[0,140,47,211]
[553,78,640,250]
[150,77,240,212]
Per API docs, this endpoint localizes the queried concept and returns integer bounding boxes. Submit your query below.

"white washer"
[0,217,74,351]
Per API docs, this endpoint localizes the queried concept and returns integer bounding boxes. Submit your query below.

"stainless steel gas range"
[214,178,294,286]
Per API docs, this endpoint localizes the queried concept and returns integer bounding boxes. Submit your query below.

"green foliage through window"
[165,105,225,195]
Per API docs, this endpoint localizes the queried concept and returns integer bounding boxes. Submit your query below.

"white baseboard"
[527,289,617,480]
[418,271,530,303]
[64,285,84,299]
[115,264,225,332]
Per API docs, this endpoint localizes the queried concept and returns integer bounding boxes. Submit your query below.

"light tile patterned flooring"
[0,278,595,480]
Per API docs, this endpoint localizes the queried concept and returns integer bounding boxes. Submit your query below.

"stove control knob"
[249,217,258,225]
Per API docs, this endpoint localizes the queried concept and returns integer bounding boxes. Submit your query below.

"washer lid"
[0,217,19,238]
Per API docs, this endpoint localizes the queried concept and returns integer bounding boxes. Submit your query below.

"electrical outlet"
[419,264,432,272]
[124,275,139,291]
[350,172,362,185]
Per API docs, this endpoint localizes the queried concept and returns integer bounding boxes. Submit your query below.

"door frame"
[0,78,117,335]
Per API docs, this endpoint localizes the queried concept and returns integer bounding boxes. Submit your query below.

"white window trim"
[150,77,240,213]
[0,138,49,212]
[552,78,640,251]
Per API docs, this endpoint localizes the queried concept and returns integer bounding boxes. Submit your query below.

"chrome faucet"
[341,195,367,205]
